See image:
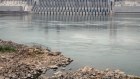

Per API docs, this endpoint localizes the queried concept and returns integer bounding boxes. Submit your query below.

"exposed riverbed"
[0,14,140,76]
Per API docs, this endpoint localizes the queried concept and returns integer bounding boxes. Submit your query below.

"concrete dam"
[0,0,34,13]
[114,0,140,13]
[0,0,114,15]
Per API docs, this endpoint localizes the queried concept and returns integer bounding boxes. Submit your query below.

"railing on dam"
[32,0,113,15]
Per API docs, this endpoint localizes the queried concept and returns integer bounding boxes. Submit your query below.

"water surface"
[0,14,140,76]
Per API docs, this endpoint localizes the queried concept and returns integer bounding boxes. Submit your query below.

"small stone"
[119,71,125,75]
[61,68,65,71]
[4,77,10,79]
[48,65,58,69]
[81,66,93,73]
[69,68,72,70]
[27,74,32,77]
[0,67,3,69]
[28,48,34,53]
[42,68,47,74]
[105,68,110,72]
[47,53,53,56]
[54,71,63,75]
[92,73,96,76]
[53,51,61,56]
[114,69,120,73]
[53,69,57,71]
[43,50,49,53]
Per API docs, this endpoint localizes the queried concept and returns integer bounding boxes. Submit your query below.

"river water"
[0,14,140,76]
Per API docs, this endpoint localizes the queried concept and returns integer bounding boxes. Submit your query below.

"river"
[0,14,140,76]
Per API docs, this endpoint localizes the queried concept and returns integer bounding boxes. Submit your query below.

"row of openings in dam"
[32,0,114,15]
[0,0,114,15]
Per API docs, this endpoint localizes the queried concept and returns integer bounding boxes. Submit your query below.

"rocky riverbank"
[49,66,140,79]
[0,39,140,79]
[0,39,73,79]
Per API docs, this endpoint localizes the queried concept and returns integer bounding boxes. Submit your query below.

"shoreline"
[0,39,140,79]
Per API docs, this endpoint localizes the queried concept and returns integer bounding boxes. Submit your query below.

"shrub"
[0,45,16,52]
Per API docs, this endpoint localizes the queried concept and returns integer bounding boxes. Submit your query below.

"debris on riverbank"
[0,39,140,79]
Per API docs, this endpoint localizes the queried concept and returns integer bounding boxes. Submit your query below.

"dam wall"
[32,0,113,15]
[114,0,140,13]
[0,6,23,11]
[114,6,140,13]
[0,6,26,14]
[0,0,113,15]
[0,0,34,13]
[2,0,140,15]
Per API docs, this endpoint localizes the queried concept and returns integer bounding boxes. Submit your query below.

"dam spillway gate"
[32,0,113,15]
[0,0,114,15]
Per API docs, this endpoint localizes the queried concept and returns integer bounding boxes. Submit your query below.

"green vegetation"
[0,45,16,52]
